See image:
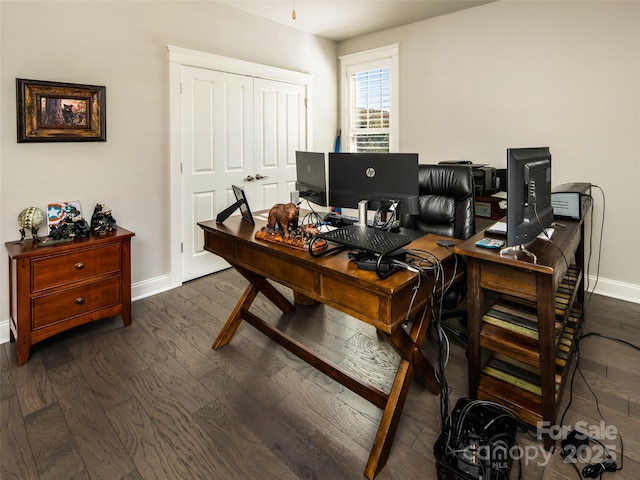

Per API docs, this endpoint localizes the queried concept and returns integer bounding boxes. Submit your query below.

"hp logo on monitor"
[365,167,376,178]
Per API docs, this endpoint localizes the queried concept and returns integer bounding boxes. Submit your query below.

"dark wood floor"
[2,268,640,480]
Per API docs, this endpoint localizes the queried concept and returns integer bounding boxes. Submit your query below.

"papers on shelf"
[485,221,554,240]
[486,221,507,235]
[538,228,554,240]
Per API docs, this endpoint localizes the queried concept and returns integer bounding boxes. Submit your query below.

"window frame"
[339,44,399,153]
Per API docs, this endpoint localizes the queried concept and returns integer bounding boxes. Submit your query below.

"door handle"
[245,175,254,182]
[255,174,269,180]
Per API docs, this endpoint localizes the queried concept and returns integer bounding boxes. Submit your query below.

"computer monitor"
[295,151,327,206]
[501,147,553,262]
[328,152,419,225]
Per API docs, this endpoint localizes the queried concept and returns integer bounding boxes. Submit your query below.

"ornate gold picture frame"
[16,78,106,142]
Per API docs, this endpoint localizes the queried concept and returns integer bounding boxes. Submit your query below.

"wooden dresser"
[5,227,134,365]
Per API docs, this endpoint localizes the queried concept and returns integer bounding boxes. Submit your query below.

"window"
[340,45,399,153]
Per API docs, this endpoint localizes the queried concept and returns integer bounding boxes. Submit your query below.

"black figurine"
[91,203,117,235]
[48,213,90,241]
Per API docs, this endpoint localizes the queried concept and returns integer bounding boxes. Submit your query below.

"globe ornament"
[18,207,45,241]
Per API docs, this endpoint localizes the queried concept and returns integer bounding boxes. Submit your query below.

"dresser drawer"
[32,243,121,292]
[31,276,122,330]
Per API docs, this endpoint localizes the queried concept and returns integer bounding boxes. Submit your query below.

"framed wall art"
[16,78,106,142]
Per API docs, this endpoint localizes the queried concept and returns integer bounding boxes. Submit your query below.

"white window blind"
[340,45,399,153]
[349,67,390,152]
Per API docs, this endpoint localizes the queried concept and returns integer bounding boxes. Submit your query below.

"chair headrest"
[418,165,474,199]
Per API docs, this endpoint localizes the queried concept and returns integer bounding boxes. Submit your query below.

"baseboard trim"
[131,273,174,302]
[586,274,640,304]
[0,320,10,345]
[1,273,637,345]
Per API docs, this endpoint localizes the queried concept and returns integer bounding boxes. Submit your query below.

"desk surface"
[455,219,583,275]
[199,215,460,334]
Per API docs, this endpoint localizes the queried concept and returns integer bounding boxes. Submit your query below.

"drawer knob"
[75,297,86,305]
[74,262,85,270]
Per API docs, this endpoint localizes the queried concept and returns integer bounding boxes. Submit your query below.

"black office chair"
[400,164,476,344]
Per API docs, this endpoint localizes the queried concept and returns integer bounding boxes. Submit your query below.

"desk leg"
[386,306,439,394]
[365,360,413,480]
[234,264,296,314]
[407,305,439,394]
[538,273,557,451]
[466,257,482,397]
[365,305,438,479]
[213,283,259,349]
[213,265,296,349]
[292,290,319,306]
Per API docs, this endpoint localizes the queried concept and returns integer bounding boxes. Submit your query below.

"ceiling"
[219,0,495,42]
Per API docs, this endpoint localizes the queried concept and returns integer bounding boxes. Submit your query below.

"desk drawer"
[480,261,537,301]
[32,276,122,329]
[32,243,121,292]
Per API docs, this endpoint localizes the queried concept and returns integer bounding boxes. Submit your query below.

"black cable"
[446,400,525,480]
[580,332,640,352]
[586,185,605,301]
[533,202,570,269]
[582,457,617,478]
[372,200,399,231]
[585,193,595,296]
[559,330,630,476]
[299,198,325,226]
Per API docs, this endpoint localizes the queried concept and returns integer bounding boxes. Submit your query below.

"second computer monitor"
[506,147,553,247]
[328,152,419,215]
[295,151,327,206]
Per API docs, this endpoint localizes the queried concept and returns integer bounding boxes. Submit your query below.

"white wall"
[0,1,338,340]
[2,1,638,346]
[339,1,640,302]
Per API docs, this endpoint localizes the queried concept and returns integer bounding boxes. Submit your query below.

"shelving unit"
[477,268,581,427]
[455,215,588,449]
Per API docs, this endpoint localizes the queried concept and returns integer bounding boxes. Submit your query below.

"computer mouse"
[436,239,455,248]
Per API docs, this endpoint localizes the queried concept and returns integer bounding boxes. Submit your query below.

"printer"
[438,161,497,195]
[551,182,591,219]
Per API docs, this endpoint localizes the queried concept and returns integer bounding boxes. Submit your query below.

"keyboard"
[317,225,411,256]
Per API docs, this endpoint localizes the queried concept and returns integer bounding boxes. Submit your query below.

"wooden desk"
[199,216,461,479]
[455,218,586,449]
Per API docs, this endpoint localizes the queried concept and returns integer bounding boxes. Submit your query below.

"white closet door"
[253,78,307,209]
[181,66,253,281]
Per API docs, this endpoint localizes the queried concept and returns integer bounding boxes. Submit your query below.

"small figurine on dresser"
[91,203,117,235]
[17,207,45,241]
[48,204,91,241]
